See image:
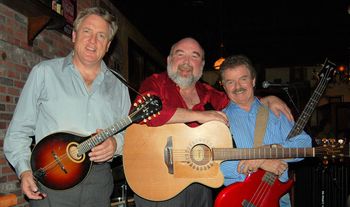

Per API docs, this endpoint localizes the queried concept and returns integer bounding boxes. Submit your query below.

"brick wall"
[0,1,92,206]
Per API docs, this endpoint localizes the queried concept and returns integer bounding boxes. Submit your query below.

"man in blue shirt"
[219,55,312,207]
[4,7,131,207]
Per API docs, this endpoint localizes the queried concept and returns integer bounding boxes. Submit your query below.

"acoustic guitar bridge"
[164,136,174,174]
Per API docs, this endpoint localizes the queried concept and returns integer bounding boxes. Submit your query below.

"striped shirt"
[220,97,312,206]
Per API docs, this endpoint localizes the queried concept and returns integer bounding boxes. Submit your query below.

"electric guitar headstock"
[130,94,162,123]
[316,58,337,83]
[314,138,349,165]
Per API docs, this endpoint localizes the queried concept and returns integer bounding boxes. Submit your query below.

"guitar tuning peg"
[322,159,329,166]
[138,99,142,103]
[329,138,336,144]
[153,114,157,117]
[133,103,138,107]
[143,119,147,123]
[148,117,152,120]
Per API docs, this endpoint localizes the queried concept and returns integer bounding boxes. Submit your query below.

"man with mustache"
[219,55,312,207]
[133,37,294,207]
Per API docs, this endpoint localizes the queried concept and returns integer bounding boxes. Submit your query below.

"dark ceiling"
[112,0,350,68]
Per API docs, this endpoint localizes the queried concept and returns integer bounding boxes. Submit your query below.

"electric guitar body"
[214,169,293,207]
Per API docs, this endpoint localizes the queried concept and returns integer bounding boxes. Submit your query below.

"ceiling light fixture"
[214,43,225,70]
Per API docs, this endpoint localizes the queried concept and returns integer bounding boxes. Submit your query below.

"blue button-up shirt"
[220,98,312,206]
[4,52,131,177]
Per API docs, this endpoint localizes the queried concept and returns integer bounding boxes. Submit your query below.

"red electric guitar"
[214,59,337,207]
[30,94,162,190]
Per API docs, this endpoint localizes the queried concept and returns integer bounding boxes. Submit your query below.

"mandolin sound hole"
[190,144,212,166]
[67,142,85,163]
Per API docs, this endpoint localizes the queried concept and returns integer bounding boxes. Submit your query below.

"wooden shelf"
[1,0,66,45]
[0,194,17,207]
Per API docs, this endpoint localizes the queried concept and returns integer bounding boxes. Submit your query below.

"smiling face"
[221,65,256,110]
[72,14,111,68]
[167,38,205,88]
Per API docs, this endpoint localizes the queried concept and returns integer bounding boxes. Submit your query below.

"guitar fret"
[286,61,335,140]
[213,147,319,160]
[78,116,134,155]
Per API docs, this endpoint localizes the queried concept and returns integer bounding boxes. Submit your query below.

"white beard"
[167,64,202,88]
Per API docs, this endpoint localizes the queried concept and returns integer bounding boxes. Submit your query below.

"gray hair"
[73,7,118,41]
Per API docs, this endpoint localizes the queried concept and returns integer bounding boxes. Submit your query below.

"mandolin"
[30,94,162,190]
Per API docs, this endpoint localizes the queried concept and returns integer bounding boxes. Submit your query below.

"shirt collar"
[62,51,74,71]
[62,51,109,74]
[228,97,263,113]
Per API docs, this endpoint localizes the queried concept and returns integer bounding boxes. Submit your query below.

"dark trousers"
[134,183,213,207]
[30,163,114,207]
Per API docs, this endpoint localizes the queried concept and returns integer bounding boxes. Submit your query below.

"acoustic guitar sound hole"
[191,144,211,166]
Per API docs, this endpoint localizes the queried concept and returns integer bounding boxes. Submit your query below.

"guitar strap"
[253,105,269,147]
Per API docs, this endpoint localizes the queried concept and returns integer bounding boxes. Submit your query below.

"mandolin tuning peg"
[321,138,328,144]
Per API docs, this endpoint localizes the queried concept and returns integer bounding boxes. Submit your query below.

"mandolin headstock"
[130,94,162,123]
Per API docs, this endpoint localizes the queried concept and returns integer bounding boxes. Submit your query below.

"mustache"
[178,63,193,70]
[232,88,247,94]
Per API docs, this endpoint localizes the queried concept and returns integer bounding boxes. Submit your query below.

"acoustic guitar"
[214,58,337,207]
[123,121,349,201]
[30,94,162,190]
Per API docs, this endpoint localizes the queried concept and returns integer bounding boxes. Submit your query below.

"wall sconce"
[214,57,225,70]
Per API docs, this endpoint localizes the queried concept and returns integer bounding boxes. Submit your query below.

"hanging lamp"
[213,0,225,70]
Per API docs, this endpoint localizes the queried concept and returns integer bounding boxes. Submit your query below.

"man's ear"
[167,55,171,64]
[72,31,76,43]
[253,78,256,87]
[106,41,111,52]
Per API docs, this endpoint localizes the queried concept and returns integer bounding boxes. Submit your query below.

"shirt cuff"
[16,160,31,179]
[113,134,124,157]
